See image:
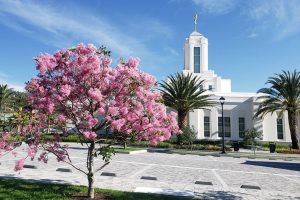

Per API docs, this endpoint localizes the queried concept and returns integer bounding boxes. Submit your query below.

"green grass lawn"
[0,178,193,200]
[114,147,145,153]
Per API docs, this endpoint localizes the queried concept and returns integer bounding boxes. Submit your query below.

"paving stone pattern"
[1,143,300,199]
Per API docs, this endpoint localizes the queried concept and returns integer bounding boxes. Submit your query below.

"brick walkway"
[1,143,300,200]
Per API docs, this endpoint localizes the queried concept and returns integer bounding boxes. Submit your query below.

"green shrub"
[41,133,230,152]
[180,126,197,149]
[193,139,221,145]
[276,149,300,154]
[261,142,291,150]
[243,128,263,146]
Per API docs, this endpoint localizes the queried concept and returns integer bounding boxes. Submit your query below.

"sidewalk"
[2,143,300,199]
[63,142,300,160]
[147,147,300,161]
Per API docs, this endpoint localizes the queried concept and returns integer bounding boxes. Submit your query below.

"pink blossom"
[38,152,48,163]
[36,53,56,75]
[96,107,105,115]
[111,119,126,131]
[20,43,179,174]
[0,141,5,149]
[87,115,98,129]
[15,158,25,171]
[107,107,118,116]
[88,88,102,101]
[56,153,67,162]
[60,84,72,97]
[47,103,54,113]
[127,57,140,68]
[83,131,97,139]
[57,114,66,124]
[120,107,128,115]
[27,147,37,158]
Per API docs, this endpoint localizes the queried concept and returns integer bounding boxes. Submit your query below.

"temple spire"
[193,13,198,32]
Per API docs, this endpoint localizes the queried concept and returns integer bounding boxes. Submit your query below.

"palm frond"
[159,72,214,113]
[255,70,300,118]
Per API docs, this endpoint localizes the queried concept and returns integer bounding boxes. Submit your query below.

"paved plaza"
[1,144,300,200]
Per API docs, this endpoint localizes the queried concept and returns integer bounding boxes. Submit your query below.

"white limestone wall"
[220,79,231,93]
[184,33,208,73]
[260,112,295,142]
[188,95,300,143]
[188,109,199,137]
[189,95,256,141]
[200,37,208,72]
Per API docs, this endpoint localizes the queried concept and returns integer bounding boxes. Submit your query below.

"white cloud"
[0,79,25,91]
[248,32,258,38]
[146,20,173,39]
[192,0,238,15]
[164,47,179,56]
[190,0,300,40]
[0,0,165,65]
[247,0,300,40]
[0,71,11,79]
[0,71,24,91]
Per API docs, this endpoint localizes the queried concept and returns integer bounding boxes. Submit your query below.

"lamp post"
[219,96,225,154]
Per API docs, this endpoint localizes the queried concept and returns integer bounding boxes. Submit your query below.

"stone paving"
[1,143,300,199]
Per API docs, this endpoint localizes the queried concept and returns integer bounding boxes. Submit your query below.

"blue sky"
[0,0,300,92]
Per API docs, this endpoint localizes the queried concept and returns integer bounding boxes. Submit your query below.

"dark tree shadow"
[147,149,173,154]
[0,176,82,199]
[242,160,300,171]
[0,175,69,184]
[159,188,194,197]
[194,191,243,200]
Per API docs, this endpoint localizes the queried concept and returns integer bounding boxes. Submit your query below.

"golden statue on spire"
[194,13,197,32]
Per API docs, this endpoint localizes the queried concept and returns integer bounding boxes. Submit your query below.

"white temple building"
[183,17,300,142]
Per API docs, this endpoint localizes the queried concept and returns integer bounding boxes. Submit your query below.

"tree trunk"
[88,173,94,199]
[124,141,127,149]
[87,141,95,198]
[47,115,51,134]
[177,111,188,144]
[288,110,299,149]
[17,107,23,134]
[177,110,188,130]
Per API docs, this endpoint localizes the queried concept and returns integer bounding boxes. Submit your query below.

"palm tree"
[11,91,28,111]
[10,91,31,133]
[254,70,300,149]
[159,72,214,131]
[0,84,14,118]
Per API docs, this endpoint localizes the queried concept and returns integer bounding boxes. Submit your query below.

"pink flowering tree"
[0,44,179,198]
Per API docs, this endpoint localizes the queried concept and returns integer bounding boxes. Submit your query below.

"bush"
[180,126,197,148]
[41,134,230,152]
[243,128,263,146]
[276,149,300,154]
[41,134,88,143]
[193,139,221,145]
[261,142,291,149]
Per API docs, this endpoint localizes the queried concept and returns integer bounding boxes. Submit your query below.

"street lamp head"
[219,96,225,105]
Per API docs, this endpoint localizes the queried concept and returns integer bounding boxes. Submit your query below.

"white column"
[189,44,194,72]
[201,39,208,72]
[184,42,189,70]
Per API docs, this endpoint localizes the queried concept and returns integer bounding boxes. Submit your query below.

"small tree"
[0,84,14,122]
[159,73,214,144]
[254,70,300,149]
[0,44,179,199]
[181,126,197,150]
[243,128,263,154]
